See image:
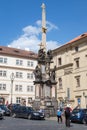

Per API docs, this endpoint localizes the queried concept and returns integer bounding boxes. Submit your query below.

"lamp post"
[10,72,15,104]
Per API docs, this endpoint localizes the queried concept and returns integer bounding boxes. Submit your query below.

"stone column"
[35,84,40,98]
[51,85,56,98]
[41,3,46,50]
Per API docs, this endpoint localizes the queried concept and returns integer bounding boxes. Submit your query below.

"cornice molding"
[56,63,73,70]
[0,65,34,71]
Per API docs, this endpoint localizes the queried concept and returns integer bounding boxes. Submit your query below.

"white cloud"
[46,21,58,32]
[8,20,59,52]
[23,25,41,36]
[46,41,60,50]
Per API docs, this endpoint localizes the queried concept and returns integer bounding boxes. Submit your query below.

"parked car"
[0,105,11,116]
[70,108,87,123]
[83,115,87,124]
[0,108,4,119]
[7,103,20,113]
[12,106,45,120]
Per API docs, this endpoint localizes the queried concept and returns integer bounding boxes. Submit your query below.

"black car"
[12,106,45,120]
[0,105,11,116]
[84,115,87,124]
[7,103,20,113]
[0,108,4,119]
[70,108,87,123]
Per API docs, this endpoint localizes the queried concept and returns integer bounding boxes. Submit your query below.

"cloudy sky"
[0,0,87,52]
[8,20,59,52]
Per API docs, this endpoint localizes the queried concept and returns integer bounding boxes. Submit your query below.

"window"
[58,58,62,66]
[31,73,33,79]
[31,62,33,67]
[27,86,33,92]
[77,98,81,105]
[15,85,18,91]
[27,86,31,92]
[27,61,30,66]
[75,76,80,87]
[27,73,30,79]
[4,58,7,63]
[16,59,23,66]
[16,72,23,78]
[27,73,34,79]
[59,78,62,89]
[67,88,70,100]
[85,97,87,108]
[19,85,22,91]
[74,58,80,68]
[0,71,7,77]
[15,85,22,91]
[16,97,21,103]
[75,46,79,52]
[0,57,7,64]
[76,60,79,68]
[27,61,34,67]
[0,58,3,63]
[28,97,32,103]
[31,86,33,91]
[0,84,6,90]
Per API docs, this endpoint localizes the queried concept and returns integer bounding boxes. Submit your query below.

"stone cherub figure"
[33,65,42,81]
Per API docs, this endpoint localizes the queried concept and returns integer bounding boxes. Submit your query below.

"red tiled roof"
[0,46,37,59]
[53,33,87,52]
[67,33,87,44]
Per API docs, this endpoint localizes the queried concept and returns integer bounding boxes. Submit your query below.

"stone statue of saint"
[38,48,46,61]
[47,50,53,61]
[33,65,42,81]
[50,66,56,81]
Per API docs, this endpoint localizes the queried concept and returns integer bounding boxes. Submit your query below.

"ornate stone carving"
[50,66,56,82]
[38,48,46,64]
[47,50,53,62]
[33,65,42,81]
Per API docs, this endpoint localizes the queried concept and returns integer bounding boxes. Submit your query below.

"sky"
[0,0,87,52]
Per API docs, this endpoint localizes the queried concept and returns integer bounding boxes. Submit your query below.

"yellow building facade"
[52,33,87,109]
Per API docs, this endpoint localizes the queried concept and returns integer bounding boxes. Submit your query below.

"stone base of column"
[32,97,58,117]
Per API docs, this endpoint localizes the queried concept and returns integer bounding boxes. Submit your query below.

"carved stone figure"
[47,50,53,61]
[33,65,42,81]
[50,66,56,81]
[38,48,46,61]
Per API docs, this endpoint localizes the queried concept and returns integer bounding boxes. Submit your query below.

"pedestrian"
[57,108,62,123]
[64,104,72,127]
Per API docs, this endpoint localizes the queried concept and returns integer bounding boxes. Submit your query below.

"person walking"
[57,108,62,123]
[64,104,72,127]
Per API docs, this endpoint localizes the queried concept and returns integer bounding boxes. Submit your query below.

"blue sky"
[0,0,87,52]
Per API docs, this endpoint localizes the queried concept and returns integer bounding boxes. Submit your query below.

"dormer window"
[0,48,2,51]
[75,46,79,52]
[14,50,19,53]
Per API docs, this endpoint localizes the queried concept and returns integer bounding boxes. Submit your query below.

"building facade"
[52,33,87,109]
[0,46,37,106]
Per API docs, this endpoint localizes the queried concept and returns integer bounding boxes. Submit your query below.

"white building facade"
[0,46,37,106]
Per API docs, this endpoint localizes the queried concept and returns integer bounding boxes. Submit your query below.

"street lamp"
[10,72,15,104]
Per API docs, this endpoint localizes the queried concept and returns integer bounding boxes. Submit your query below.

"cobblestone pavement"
[0,116,87,130]
[46,116,62,121]
[46,116,87,130]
